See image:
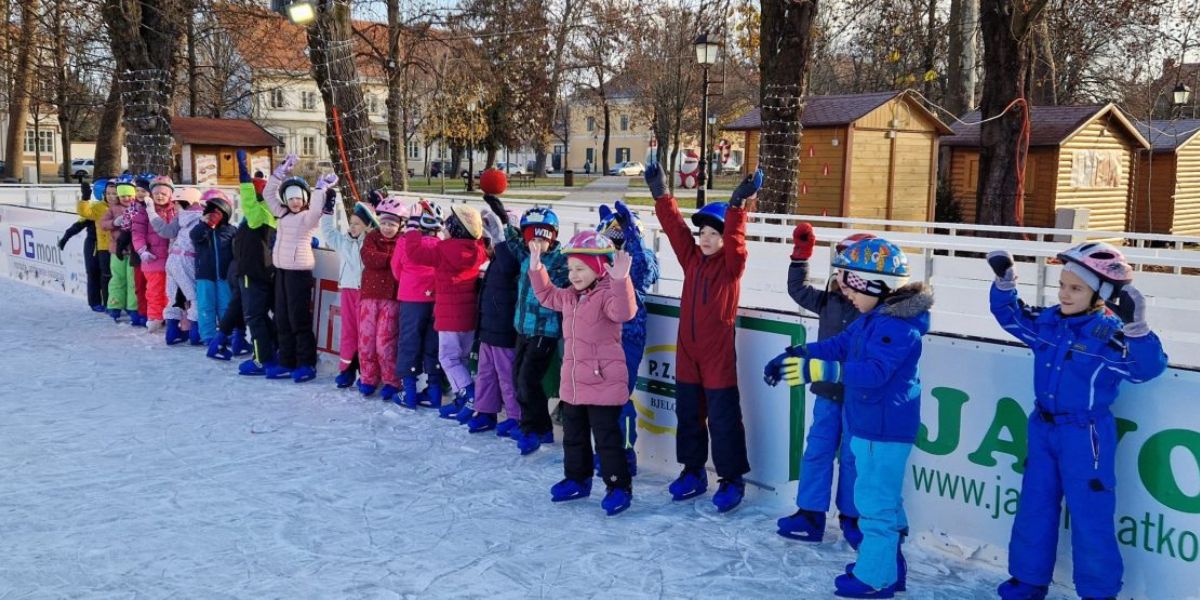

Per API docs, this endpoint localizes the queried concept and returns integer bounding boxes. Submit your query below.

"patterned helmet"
[562,229,616,257]
[417,201,444,232]
[1057,241,1133,300]
[447,204,483,240]
[352,201,382,229]
[833,237,910,297]
[835,232,877,255]
[375,197,409,222]
[691,202,729,233]
[596,204,642,247]
[520,207,559,243]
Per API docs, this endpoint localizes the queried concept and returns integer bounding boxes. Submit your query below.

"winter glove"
[481,211,505,243]
[57,237,67,251]
[237,149,252,183]
[1111,286,1150,338]
[273,153,299,180]
[763,346,807,387]
[80,180,92,201]
[729,168,764,208]
[614,200,635,233]
[205,211,222,229]
[782,356,842,387]
[113,213,131,229]
[483,193,508,224]
[322,188,337,215]
[314,172,339,194]
[644,162,668,200]
[311,237,320,249]
[986,250,1017,291]
[138,248,156,263]
[791,222,815,261]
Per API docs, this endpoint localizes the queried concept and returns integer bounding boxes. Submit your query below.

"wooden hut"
[722,90,952,222]
[942,104,1150,231]
[171,117,282,186]
[1130,119,1200,237]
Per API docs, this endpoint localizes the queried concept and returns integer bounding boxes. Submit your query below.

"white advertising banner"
[3,203,1197,598]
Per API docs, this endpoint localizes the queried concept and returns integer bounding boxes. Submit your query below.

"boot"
[230,329,251,356]
[550,478,592,502]
[207,332,232,360]
[188,325,203,346]
[601,487,632,516]
[467,412,497,433]
[421,382,444,409]
[108,308,123,322]
[454,383,476,424]
[291,365,316,383]
[834,573,895,599]
[712,478,746,513]
[380,384,401,402]
[265,363,293,380]
[165,319,187,346]
[495,418,519,438]
[997,579,1049,600]
[335,356,359,388]
[358,381,378,397]
[839,515,863,549]
[399,377,419,409]
[238,358,266,376]
[778,509,826,542]
[439,385,468,419]
[668,469,708,501]
[846,550,906,592]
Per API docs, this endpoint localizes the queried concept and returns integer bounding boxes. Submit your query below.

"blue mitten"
[236,150,252,184]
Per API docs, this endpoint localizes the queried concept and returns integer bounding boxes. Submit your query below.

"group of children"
[62,154,1168,599]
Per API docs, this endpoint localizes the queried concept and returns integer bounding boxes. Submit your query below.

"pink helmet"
[563,229,616,257]
[175,187,202,207]
[1057,241,1133,300]
[836,232,877,255]
[376,196,410,222]
[200,189,230,204]
[149,175,174,192]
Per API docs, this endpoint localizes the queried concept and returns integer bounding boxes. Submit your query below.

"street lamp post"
[707,115,717,190]
[1173,83,1193,119]
[466,100,476,192]
[693,32,720,208]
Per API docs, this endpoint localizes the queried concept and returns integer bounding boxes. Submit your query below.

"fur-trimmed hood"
[880,282,933,333]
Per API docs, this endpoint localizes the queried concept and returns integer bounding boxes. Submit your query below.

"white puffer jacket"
[264,174,322,271]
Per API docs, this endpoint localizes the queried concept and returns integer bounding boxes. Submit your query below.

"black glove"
[57,237,67,251]
[986,250,1017,291]
[81,180,91,201]
[644,163,668,200]
[483,194,508,225]
[729,168,763,208]
[322,188,337,215]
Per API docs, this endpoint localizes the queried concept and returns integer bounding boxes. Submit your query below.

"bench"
[510,173,535,187]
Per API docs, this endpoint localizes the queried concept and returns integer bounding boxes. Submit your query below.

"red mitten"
[791,222,815,261]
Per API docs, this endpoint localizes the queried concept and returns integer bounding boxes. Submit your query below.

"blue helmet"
[520,207,560,242]
[92,177,110,201]
[691,202,729,233]
[833,237,910,295]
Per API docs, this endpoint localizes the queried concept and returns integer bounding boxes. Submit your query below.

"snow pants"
[563,403,629,490]
[143,270,168,321]
[358,297,400,387]
[218,261,244,336]
[134,266,147,319]
[796,396,858,518]
[240,275,275,366]
[849,437,911,591]
[107,254,137,311]
[618,317,646,452]
[674,382,751,480]
[196,278,233,343]
[337,289,361,370]
[438,330,475,393]
[96,250,111,308]
[515,334,558,436]
[1009,412,1122,598]
[83,237,103,307]
[274,268,316,369]
[163,253,197,323]
[396,301,440,378]
[473,342,519,420]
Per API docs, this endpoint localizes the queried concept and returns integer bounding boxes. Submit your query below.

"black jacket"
[190,221,237,282]
[477,239,521,348]
[232,218,275,282]
[788,259,861,401]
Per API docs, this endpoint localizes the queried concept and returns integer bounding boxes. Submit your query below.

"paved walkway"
[560,175,630,204]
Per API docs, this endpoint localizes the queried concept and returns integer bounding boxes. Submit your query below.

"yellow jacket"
[77,200,112,251]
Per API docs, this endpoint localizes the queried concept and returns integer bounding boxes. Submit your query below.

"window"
[24,130,54,154]
[302,91,318,110]
[301,136,317,157]
[620,115,629,131]
[585,148,595,164]
[407,140,420,160]
[615,147,630,163]
[368,95,379,114]
[586,116,595,132]
[268,89,286,109]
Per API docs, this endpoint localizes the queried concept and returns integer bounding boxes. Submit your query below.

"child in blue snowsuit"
[766,237,931,599]
[596,201,658,476]
[775,224,872,547]
[987,243,1167,600]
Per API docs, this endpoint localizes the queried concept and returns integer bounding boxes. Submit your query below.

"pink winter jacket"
[530,268,636,407]
[131,200,176,272]
[264,175,322,271]
[390,231,436,303]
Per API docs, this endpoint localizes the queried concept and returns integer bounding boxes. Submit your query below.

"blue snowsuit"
[787,260,860,520]
[990,284,1167,598]
[805,283,932,591]
[617,229,659,451]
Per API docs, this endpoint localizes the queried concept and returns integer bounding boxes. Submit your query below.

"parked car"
[608,161,644,176]
[718,162,743,176]
[70,158,95,180]
[526,160,554,174]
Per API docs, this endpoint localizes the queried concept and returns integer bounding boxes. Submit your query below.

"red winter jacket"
[359,229,399,300]
[390,231,436,303]
[654,195,747,388]
[404,230,486,332]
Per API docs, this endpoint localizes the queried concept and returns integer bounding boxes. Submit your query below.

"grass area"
[404,175,598,195]
[626,174,743,191]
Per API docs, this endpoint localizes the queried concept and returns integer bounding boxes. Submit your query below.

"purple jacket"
[530,268,636,407]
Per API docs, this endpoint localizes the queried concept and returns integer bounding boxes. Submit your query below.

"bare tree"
[758,0,819,214]
[4,0,38,179]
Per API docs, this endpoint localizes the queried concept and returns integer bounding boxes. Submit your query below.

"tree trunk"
[307,0,380,203]
[3,0,38,180]
[385,0,407,192]
[975,0,1050,227]
[187,12,198,117]
[601,102,611,173]
[94,81,126,178]
[922,0,938,101]
[103,0,186,175]
[758,0,819,214]
[54,0,72,182]
[1028,18,1057,105]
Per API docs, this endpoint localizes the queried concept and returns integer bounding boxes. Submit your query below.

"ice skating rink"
[0,279,1064,598]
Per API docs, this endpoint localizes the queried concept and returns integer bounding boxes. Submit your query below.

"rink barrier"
[3,202,1200,598]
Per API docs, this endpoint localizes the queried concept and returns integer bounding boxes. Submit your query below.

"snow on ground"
[0,279,1062,599]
